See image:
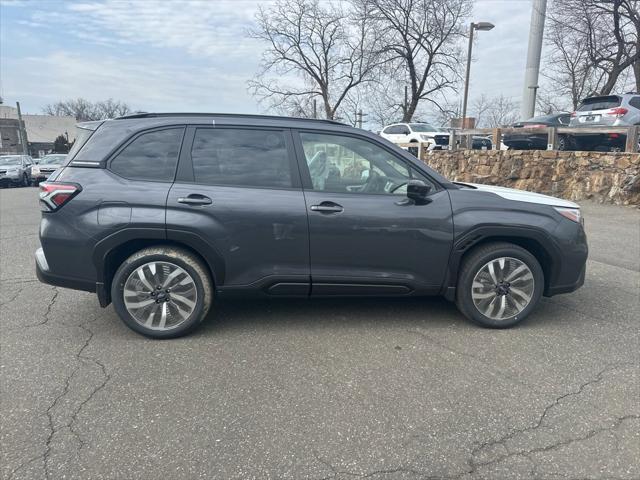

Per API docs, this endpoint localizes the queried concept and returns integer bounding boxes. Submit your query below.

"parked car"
[36,113,587,338]
[31,154,67,186]
[380,123,450,150]
[569,93,640,151]
[380,123,492,151]
[0,155,33,187]
[503,113,572,150]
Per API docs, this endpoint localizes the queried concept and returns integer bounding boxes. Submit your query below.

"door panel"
[303,190,453,290]
[166,184,309,286]
[295,131,454,293]
[166,126,310,289]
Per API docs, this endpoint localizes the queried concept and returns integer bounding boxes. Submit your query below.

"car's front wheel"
[111,246,213,338]
[456,242,544,328]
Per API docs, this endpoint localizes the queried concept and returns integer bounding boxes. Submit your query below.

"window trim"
[106,126,186,183]
[174,125,302,191]
[291,129,442,196]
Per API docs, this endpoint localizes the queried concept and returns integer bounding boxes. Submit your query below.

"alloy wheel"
[471,257,535,320]
[123,261,198,331]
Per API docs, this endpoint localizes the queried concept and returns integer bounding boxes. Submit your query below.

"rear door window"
[110,128,183,181]
[577,96,621,111]
[190,128,293,188]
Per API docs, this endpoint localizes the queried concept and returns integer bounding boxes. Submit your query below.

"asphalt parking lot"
[1,186,639,480]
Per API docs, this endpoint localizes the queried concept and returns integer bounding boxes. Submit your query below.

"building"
[0,104,77,158]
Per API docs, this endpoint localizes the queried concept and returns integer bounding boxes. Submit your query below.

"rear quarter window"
[109,128,184,182]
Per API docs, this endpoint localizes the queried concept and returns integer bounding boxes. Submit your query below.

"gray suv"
[35,114,588,338]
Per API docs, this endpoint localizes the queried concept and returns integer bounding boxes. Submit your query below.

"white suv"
[380,123,449,150]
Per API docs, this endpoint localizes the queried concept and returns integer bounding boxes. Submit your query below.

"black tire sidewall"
[111,253,208,339]
[457,245,544,328]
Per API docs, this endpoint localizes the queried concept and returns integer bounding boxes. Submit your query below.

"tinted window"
[191,128,291,188]
[408,123,436,132]
[628,96,640,109]
[384,125,400,134]
[110,128,183,181]
[577,96,621,111]
[300,132,432,195]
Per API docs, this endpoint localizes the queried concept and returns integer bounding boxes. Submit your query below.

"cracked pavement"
[1,188,639,480]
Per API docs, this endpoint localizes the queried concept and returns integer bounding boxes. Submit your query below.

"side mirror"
[407,179,431,204]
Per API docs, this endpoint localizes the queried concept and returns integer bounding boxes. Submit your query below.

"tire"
[111,246,213,339]
[557,135,568,151]
[455,242,544,328]
[408,140,419,157]
[22,174,29,187]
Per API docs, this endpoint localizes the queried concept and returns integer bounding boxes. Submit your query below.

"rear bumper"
[35,247,95,293]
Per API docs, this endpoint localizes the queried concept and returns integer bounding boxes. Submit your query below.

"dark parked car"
[503,113,572,150]
[36,113,588,338]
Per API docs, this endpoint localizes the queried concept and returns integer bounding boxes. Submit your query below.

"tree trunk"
[634,55,640,92]
[402,97,419,122]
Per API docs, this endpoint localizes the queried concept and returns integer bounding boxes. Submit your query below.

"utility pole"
[403,85,408,120]
[16,102,29,155]
[521,0,547,120]
[355,110,367,129]
[313,99,317,119]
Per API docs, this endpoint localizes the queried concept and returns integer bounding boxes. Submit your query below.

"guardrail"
[397,125,640,155]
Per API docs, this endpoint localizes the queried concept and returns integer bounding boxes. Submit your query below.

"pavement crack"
[67,320,112,450]
[8,315,111,479]
[0,285,23,308]
[467,362,637,475]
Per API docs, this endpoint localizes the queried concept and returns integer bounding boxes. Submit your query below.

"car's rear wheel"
[111,246,213,338]
[455,242,544,328]
[22,174,29,187]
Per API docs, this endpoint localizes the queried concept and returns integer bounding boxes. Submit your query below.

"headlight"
[553,207,582,224]
[420,134,434,141]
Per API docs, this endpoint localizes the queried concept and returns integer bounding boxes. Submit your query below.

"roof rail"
[115,112,345,125]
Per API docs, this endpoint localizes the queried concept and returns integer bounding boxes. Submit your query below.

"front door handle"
[177,194,212,206]
[310,202,344,214]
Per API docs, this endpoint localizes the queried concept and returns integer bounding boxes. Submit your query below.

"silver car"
[0,155,33,187]
[569,93,640,151]
[31,154,67,186]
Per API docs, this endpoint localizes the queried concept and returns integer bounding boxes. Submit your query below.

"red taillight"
[606,107,628,116]
[571,111,577,117]
[39,182,81,211]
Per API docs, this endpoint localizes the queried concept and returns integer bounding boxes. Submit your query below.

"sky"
[1,0,534,127]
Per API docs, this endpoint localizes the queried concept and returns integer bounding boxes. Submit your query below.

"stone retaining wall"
[422,150,640,205]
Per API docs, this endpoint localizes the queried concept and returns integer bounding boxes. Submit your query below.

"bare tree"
[546,0,639,97]
[472,94,519,127]
[359,0,472,122]
[248,0,385,120]
[43,98,132,121]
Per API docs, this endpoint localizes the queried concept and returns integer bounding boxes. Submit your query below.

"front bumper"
[0,173,22,185]
[36,247,95,293]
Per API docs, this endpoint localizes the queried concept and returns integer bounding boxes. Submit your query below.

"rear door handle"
[177,194,212,206]
[310,202,344,213]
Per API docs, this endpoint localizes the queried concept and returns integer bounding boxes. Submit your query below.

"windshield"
[409,123,436,132]
[0,156,22,166]
[40,155,67,165]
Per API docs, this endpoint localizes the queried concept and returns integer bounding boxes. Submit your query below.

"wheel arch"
[93,229,224,307]
[442,226,561,300]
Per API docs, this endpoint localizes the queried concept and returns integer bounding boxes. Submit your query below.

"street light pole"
[461,21,494,129]
[461,22,475,129]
